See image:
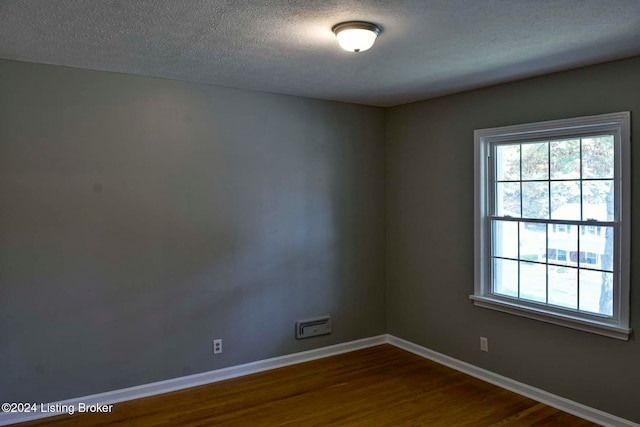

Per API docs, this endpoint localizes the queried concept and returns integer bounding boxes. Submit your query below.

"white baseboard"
[0,335,387,426]
[3,334,637,427]
[387,335,639,427]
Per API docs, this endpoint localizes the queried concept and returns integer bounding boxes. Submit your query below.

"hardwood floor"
[16,344,598,426]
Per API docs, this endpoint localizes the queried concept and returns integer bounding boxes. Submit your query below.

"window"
[472,112,631,340]
[557,250,567,262]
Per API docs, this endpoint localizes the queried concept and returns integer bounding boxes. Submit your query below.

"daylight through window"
[472,112,631,340]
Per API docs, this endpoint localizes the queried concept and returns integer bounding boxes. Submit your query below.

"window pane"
[579,270,613,316]
[582,180,613,221]
[548,223,577,267]
[521,142,548,180]
[492,220,518,259]
[495,182,521,217]
[479,114,628,336]
[520,261,546,303]
[522,182,548,219]
[548,266,577,309]
[550,182,581,220]
[582,136,614,179]
[495,144,520,181]
[558,249,568,261]
[493,258,518,298]
[579,226,612,271]
[519,222,545,262]
[547,248,557,260]
[550,139,580,179]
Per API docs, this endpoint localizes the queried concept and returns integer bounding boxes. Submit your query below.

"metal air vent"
[295,316,331,339]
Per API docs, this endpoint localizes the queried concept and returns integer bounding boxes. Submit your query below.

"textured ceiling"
[1,0,640,107]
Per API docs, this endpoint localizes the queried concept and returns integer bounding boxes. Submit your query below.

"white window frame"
[471,112,631,340]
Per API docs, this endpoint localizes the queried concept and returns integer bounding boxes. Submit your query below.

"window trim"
[471,112,631,340]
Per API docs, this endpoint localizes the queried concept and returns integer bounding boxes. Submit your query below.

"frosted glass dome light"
[333,22,382,53]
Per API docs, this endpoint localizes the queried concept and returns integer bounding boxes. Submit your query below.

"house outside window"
[472,112,631,340]
[557,249,567,262]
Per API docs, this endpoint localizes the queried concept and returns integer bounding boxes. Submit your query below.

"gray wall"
[0,59,387,403]
[387,56,640,423]
[2,53,639,423]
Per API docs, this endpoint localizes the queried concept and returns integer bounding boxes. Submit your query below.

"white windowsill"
[469,294,631,340]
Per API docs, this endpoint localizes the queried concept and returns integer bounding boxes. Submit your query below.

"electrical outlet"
[213,339,222,354]
[480,336,489,352]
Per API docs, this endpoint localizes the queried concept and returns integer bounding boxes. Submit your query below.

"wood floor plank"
[14,345,599,426]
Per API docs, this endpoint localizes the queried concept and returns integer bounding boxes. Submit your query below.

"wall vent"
[295,316,331,339]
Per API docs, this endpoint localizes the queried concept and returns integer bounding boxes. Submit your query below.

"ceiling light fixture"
[332,21,382,53]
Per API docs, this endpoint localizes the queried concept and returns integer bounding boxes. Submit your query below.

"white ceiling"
[1,0,639,107]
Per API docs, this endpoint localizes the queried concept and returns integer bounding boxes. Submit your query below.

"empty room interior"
[1,1,639,426]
